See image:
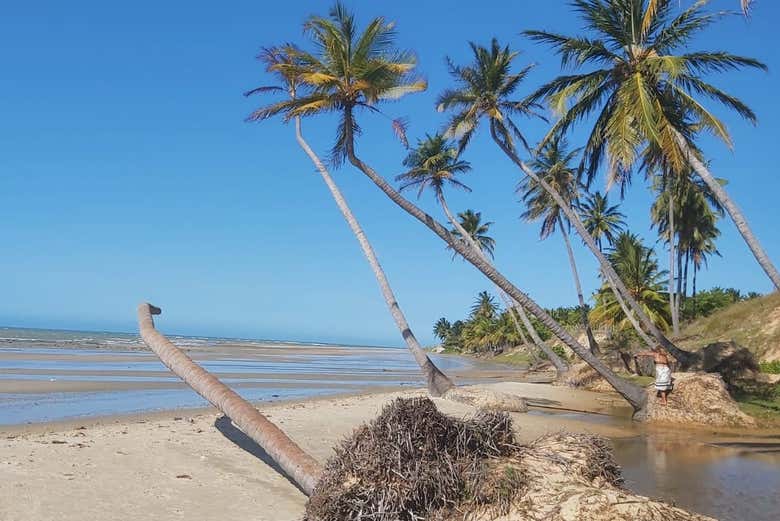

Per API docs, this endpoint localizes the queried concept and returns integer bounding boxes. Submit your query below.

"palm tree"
[245,45,453,396]
[519,138,599,353]
[688,225,721,315]
[452,211,569,372]
[433,317,451,343]
[591,234,672,334]
[578,192,626,253]
[471,291,498,319]
[138,303,321,495]
[447,210,496,260]
[650,163,724,331]
[525,0,777,291]
[397,133,564,370]
[264,3,642,411]
[438,38,692,365]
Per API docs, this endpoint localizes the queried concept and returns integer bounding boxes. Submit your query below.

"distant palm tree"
[433,317,451,343]
[245,45,453,396]
[448,210,496,260]
[519,138,599,353]
[578,192,626,253]
[262,3,642,409]
[526,0,777,291]
[396,137,550,362]
[650,164,724,333]
[437,37,692,365]
[452,210,569,372]
[591,234,671,334]
[471,291,498,319]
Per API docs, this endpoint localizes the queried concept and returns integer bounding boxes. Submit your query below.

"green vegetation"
[760,361,780,375]
[734,383,780,425]
[678,292,780,361]
[251,0,779,413]
[591,232,671,333]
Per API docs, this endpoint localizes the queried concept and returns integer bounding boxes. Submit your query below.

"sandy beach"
[0,382,630,521]
[2,381,779,521]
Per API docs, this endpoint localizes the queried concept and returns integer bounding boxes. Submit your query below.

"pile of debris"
[304,398,713,520]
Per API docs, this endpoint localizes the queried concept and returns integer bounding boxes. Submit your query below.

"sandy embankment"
[0,382,633,521]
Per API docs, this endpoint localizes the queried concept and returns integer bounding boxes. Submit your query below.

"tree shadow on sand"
[214,415,309,495]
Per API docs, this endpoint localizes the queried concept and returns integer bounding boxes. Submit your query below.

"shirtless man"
[635,347,673,405]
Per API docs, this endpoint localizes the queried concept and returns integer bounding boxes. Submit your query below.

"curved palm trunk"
[558,216,600,354]
[676,133,780,291]
[438,193,568,373]
[490,131,694,366]
[669,188,680,336]
[295,118,453,396]
[501,296,542,364]
[341,121,646,413]
[137,303,322,495]
[603,269,656,348]
[513,301,570,374]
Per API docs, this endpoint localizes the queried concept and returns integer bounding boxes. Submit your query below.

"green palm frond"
[526,0,766,184]
[437,38,543,155]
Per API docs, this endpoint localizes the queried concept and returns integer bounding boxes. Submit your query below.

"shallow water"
[614,435,780,521]
[0,332,509,424]
[530,407,780,521]
[3,329,779,520]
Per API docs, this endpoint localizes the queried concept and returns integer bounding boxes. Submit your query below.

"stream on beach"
[1,327,779,521]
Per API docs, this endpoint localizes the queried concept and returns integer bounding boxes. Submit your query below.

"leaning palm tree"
[578,192,626,253]
[452,211,568,372]
[245,46,453,396]
[261,3,644,411]
[138,303,322,494]
[579,190,656,347]
[525,0,777,291]
[437,38,692,365]
[591,234,672,335]
[447,210,495,259]
[519,138,600,354]
[396,136,549,362]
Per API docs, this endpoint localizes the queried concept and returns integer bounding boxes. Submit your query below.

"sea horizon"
[0,324,404,351]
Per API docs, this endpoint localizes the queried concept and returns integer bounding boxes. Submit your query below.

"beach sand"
[0,382,634,521]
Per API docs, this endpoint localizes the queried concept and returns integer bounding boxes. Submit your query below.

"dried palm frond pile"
[303,397,523,521]
[304,397,714,521]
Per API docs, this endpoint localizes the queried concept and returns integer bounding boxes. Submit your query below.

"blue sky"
[1,1,778,346]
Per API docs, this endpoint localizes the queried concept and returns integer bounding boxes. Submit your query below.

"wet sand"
[0,345,514,425]
[2,382,779,521]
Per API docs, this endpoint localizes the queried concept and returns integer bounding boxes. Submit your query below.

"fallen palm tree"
[137,302,322,494]
[138,302,712,520]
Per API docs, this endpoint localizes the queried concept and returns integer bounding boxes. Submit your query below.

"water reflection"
[613,434,780,521]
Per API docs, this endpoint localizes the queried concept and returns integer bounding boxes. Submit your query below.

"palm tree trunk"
[438,193,568,373]
[693,264,698,316]
[503,299,542,364]
[676,249,684,303]
[294,118,453,396]
[676,132,780,291]
[558,216,600,354]
[137,303,322,495]
[342,116,646,412]
[513,301,570,374]
[683,250,689,301]
[489,129,694,366]
[602,269,656,348]
[668,188,680,336]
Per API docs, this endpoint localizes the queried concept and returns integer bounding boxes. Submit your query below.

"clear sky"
[1,1,778,346]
